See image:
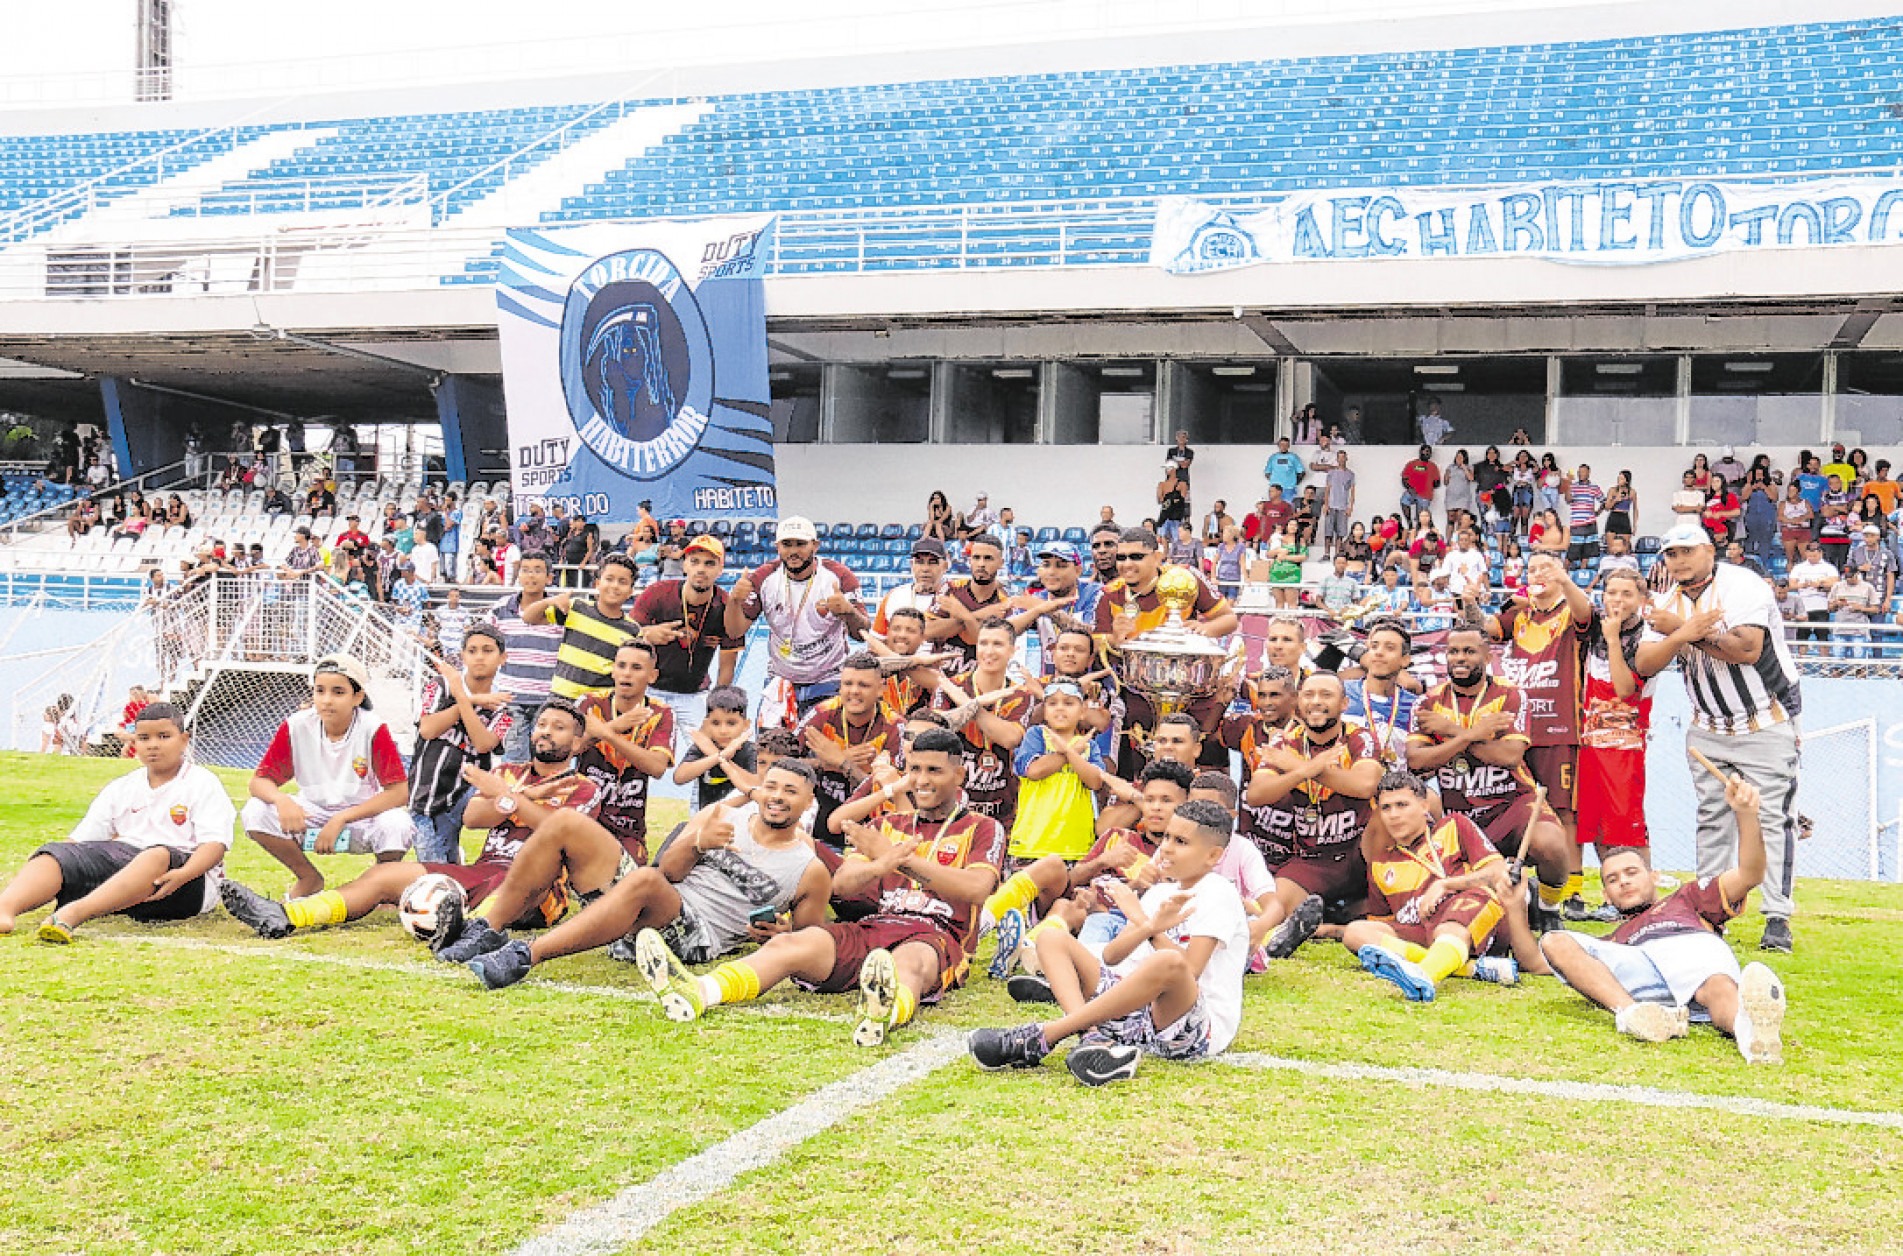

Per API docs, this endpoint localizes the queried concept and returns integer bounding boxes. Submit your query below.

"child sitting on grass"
[968,799,1250,1085]
[0,703,235,942]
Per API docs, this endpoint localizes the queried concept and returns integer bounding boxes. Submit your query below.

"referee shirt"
[1653,562,1802,736]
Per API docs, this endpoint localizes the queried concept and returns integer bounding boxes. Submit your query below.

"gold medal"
[1452,757,1470,776]
[1303,806,1322,827]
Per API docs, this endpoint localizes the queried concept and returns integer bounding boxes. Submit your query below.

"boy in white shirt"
[0,703,235,942]
[969,799,1250,1085]
[239,653,412,898]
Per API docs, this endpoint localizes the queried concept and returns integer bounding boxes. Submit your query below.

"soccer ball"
[398,873,466,945]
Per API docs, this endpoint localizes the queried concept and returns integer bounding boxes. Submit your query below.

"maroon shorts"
[1277,850,1369,919]
[1473,793,1560,859]
[1524,744,1577,811]
[800,916,966,998]
[812,842,879,922]
[1574,745,1647,848]
[1387,890,1505,954]
[428,861,509,906]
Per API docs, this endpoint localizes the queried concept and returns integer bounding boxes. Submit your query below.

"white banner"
[1152,176,1903,273]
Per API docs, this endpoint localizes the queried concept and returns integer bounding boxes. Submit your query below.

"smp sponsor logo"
[1295,807,1362,848]
[1498,656,1559,691]
[558,248,716,482]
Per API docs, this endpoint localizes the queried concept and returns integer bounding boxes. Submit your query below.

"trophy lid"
[1126,565,1228,658]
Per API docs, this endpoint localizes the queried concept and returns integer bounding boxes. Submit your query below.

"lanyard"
[1361,681,1404,759]
[1395,828,1450,881]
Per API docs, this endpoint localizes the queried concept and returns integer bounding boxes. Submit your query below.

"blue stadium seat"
[1061,528,1087,544]
[879,524,903,540]
[854,523,878,540]
[905,524,923,540]
[1034,527,1058,543]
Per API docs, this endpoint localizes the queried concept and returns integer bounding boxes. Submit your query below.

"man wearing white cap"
[964,492,999,540]
[725,517,868,724]
[1637,522,1803,954]
[1847,523,1896,607]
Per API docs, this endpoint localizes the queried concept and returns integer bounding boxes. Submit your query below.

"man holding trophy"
[1092,527,1239,774]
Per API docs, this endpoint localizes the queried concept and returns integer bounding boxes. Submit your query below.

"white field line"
[510,1033,968,1256]
[89,933,852,1023]
[1218,1051,1903,1130]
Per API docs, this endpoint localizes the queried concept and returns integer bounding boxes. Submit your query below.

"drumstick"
[1506,784,1547,887]
[1688,747,1730,781]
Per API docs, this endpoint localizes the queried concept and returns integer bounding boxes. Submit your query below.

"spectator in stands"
[1407,528,1446,582]
[1316,553,1360,613]
[1294,487,1321,549]
[1166,430,1195,486]
[1474,446,1508,502]
[1509,451,1538,533]
[336,513,370,553]
[1829,563,1881,659]
[1701,476,1741,548]
[1714,446,1748,488]
[1863,459,1901,516]
[1290,402,1321,444]
[1786,542,1837,643]
[303,478,335,516]
[922,490,958,544]
[85,457,109,490]
[1593,533,1641,588]
[1442,449,1476,525]
[63,496,97,541]
[165,495,191,529]
[390,562,429,634]
[219,459,247,491]
[964,492,999,540]
[1822,444,1856,489]
[1719,540,1767,580]
[258,482,289,516]
[280,528,322,581]
[1738,467,1777,567]
[1266,520,1305,609]
[111,496,151,543]
[1209,525,1246,601]
[1792,455,1827,528]
[513,504,558,566]
[1242,486,1292,551]
[490,528,521,587]
[1848,525,1897,606]
[558,514,596,589]
[441,493,463,583]
[1263,437,1304,502]
[1437,527,1488,597]
[1818,475,1855,570]
[410,529,442,584]
[1200,499,1232,550]
[1687,453,1712,494]
[1338,521,1372,577]
[1533,453,1561,518]
[1566,464,1607,562]
[476,497,505,539]
[466,538,499,586]
[1323,451,1356,559]
[1773,481,1813,567]
[372,537,401,599]
[1418,397,1452,447]
[1399,446,1439,531]
[1529,509,1568,558]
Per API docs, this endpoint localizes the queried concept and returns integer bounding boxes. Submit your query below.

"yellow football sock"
[1026,918,1069,943]
[984,871,1042,921]
[1563,872,1584,901]
[285,890,347,929]
[708,962,761,1006]
[1421,938,1468,985]
[1537,879,1568,908]
[893,985,918,1028]
[1370,936,1428,964]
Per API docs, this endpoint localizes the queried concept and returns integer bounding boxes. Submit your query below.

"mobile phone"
[747,905,779,928]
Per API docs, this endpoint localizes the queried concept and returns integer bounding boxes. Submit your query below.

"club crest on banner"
[560,249,715,483]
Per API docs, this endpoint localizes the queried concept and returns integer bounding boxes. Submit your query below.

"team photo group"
[0,476,1797,1086]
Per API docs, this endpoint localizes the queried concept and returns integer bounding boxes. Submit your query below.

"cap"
[683,533,726,562]
[313,653,374,710]
[1659,521,1715,551]
[1863,523,1882,535]
[975,491,989,500]
[776,516,819,543]
[1037,540,1080,564]
[910,537,948,560]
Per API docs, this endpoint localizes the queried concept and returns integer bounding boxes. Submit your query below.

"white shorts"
[1549,929,1741,1023]
[239,797,413,855]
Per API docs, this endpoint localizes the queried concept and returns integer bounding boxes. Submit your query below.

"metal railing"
[0,458,200,546]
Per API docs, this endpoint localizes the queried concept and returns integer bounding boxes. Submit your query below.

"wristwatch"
[494,793,519,815]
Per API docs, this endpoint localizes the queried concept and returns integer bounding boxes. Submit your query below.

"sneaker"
[1066,1041,1142,1086]
[968,1023,1051,1071]
[986,908,1025,981]
[1358,944,1437,1002]
[1734,962,1786,1065]
[422,891,465,954]
[221,880,294,940]
[1614,1001,1690,1043]
[1560,894,1593,922]
[1758,917,1794,954]
[853,948,901,1048]
[605,935,639,964]
[468,939,534,991]
[435,917,507,965]
[1529,898,1563,935]
[35,914,73,945]
[632,928,704,1022]
[1264,894,1324,959]
[1585,901,1623,924]
[1007,972,1057,1004]
[1467,955,1519,986]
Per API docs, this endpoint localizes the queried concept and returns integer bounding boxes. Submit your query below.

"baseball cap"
[777,515,819,543]
[1863,523,1881,536]
[1659,521,1715,551]
[684,534,726,562]
[1037,539,1079,564]
[910,537,947,560]
[313,653,374,709]
[975,491,989,500]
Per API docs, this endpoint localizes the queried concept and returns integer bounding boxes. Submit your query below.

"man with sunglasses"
[872,538,951,637]
[1093,527,1237,773]
[726,516,868,721]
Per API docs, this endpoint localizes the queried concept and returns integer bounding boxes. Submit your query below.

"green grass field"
[2,751,1899,1255]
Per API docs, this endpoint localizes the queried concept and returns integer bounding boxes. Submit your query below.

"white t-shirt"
[744,558,863,686]
[1436,548,1489,597]
[69,764,235,913]
[1118,875,1250,1055]
[409,540,441,583]
[1788,559,1839,615]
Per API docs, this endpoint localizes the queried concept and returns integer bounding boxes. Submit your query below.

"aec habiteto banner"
[1152,176,1903,273]
[496,216,778,523]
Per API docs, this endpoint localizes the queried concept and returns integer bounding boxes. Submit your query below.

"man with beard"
[1244,672,1382,956]
[873,538,952,637]
[1406,627,1572,932]
[1487,551,1593,907]
[1094,527,1236,773]
[933,619,1034,831]
[726,516,868,722]
[220,701,599,943]
[931,534,1012,670]
[869,606,943,719]
[1341,618,1423,768]
[629,533,743,731]
[795,651,901,841]
[1087,523,1122,587]
[467,761,831,990]
[1540,773,1784,1062]
[634,729,1007,1047]
[1222,665,1298,874]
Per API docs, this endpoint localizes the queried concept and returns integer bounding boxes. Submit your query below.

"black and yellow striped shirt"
[546,598,636,700]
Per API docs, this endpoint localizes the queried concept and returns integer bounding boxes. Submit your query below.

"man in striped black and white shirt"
[1639,522,1802,954]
